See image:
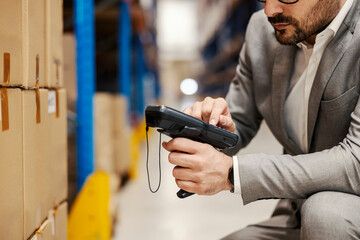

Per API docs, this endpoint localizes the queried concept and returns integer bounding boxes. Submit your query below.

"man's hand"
[162,137,233,195]
[183,97,236,133]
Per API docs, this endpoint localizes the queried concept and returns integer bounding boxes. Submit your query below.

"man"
[162,0,360,239]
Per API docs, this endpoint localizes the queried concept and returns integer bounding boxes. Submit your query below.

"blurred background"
[66,0,283,239]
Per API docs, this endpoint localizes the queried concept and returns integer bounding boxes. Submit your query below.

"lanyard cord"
[146,126,162,193]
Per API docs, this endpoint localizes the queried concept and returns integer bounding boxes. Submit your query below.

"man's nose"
[264,0,284,17]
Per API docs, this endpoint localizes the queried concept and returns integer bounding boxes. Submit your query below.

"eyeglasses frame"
[257,0,299,4]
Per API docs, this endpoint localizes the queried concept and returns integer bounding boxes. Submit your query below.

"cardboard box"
[63,34,76,111]
[0,88,24,240]
[113,95,131,175]
[67,130,77,209]
[47,89,68,207]
[23,89,52,237]
[54,202,68,240]
[95,93,132,175]
[0,88,67,239]
[24,88,66,237]
[46,0,64,88]
[95,93,115,173]
[0,0,46,88]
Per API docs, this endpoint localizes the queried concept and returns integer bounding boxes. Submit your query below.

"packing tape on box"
[35,88,41,124]
[32,220,47,240]
[1,88,9,131]
[3,53,10,85]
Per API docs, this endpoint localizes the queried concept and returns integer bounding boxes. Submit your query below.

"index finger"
[209,98,229,126]
[162,138,199,154]
[183,106,192,115]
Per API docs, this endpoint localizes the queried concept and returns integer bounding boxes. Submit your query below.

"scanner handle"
[177,189,195,199]
[159,127,201,199]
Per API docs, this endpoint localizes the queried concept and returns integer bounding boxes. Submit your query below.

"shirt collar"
[328,0,353,35]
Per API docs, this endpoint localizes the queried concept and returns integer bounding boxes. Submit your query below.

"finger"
[209,98,229,126]
[172,166,199,182]
[168,152,194,168]
[162,138,199,154]
[191,101,203,120]
[202,97,215,124]
[175,179,197,193]
[219,115,236,133]
[183,106,192,115]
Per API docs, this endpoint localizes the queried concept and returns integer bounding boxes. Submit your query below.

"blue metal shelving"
[118,1,132,108]
[74,0,96,191]
[133,34,146,119]
[73,0,160,190]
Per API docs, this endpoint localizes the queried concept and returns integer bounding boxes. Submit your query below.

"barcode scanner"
[145,105,238,199]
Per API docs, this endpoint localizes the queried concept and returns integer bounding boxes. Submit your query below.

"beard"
[268,0,342,45]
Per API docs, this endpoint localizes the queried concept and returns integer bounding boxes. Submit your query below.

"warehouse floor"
[113,122,283,240]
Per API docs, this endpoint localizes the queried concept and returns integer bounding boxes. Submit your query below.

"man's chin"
[275,31,299,46]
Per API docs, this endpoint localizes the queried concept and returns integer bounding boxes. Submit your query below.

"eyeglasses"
[257,0,299,4]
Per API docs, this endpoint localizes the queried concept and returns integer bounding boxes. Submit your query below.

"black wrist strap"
[228,166,234,193]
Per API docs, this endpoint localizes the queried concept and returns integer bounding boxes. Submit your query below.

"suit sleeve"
[238,95,360,204]
[223,17,264,156]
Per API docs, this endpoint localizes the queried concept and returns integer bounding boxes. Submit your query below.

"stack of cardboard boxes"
[0,0,67,239]
[94,93,131,222]
[94,93,131,177]
[63,33,132,222]
[63,34,78,210]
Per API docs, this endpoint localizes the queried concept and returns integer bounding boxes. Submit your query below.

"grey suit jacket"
[225,0,360,228]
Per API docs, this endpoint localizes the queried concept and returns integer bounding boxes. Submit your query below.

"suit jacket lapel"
[307,0,359,149]
[271,44,300,153]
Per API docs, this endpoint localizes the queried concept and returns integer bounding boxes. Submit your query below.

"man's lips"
[272,23,290,30]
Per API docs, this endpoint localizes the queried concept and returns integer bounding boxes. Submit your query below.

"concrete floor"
[113,122,283,240]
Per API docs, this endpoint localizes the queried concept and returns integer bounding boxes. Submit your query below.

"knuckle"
[194,172,203,183]
[204,96,214,102]
[193,175,200,183]
[197,159,206,171]
[171,138,180,147]
[194,101,202,108]
[202,107,211,117]
[215,98,227,109]
[216,97,226,104]
[193,111,202,119]
[200,142,211,152]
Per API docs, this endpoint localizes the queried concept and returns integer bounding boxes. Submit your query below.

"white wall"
[157,0,198,61]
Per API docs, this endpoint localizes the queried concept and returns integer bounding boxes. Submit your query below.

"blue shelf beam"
[74,0,96,191]
[118,1,132,104]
